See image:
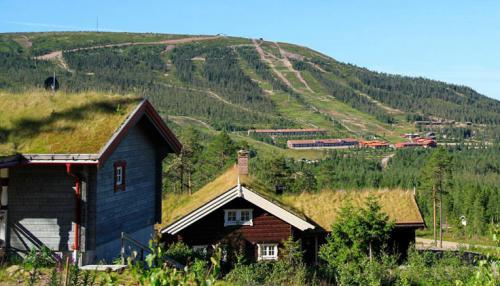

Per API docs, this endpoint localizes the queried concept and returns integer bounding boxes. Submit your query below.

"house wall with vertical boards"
[8,165,78,254]
[94,118,163,262]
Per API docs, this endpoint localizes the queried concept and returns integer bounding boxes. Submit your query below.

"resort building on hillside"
[161,151,425,264]
[248,128,327,137]
[287,138,359,149]
[394,138,437,149]
[360,140,390,149]
[0,92,181,265]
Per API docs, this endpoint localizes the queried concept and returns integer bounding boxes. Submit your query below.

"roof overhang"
[162,185,315,235]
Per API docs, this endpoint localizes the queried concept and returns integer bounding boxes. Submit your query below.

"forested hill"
[1,32,499,140]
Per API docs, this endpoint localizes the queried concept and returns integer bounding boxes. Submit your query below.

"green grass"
[4,32,191,55]
[0,89,141,156]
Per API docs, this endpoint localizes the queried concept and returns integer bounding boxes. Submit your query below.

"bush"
[23,246,56,269]
[396,249,475,285]
[164,242,198,265]
[225,236,309,286]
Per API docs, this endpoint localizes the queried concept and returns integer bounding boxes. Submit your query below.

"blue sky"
[1,0,499,100]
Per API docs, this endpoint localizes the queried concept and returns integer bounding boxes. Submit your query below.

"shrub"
[23,246,56,269]
[164,242,197,265]
[319,196,394,282]
[225,236,309,286]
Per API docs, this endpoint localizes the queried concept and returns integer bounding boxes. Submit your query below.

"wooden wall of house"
[94,117,164,261]
[8,165,81,253]
[390,227,417,260]
[167,198,293,260]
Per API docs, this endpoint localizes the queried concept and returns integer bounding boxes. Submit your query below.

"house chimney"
[237,150,249,176]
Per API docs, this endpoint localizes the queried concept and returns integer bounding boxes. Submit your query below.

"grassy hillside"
[1,32,498,146]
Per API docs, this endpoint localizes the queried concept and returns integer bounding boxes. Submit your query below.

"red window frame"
[114,161,127,192]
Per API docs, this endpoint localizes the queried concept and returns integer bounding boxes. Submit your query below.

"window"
[192,245,208,255]
[240,210,250,222]
[224,209,253,226]
[116,166,123,185]
[258,243,278,261]
[227,211,237,223]
[114,161,127,192]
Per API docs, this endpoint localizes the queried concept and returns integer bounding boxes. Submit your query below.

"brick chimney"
[237,150,249,176]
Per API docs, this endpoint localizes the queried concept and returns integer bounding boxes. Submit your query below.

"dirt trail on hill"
[274,42,314,93]
[252,39,299,93]
[169,115,214,130]
[381,153,396,169]
[35,36,220,60]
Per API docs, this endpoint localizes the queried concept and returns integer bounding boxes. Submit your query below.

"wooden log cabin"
[161,151,425,264]
[0,91,181,265]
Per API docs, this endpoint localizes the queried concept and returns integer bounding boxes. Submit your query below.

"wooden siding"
[172,198,293,247]
[8,165,77,252]
[95,117,161,252]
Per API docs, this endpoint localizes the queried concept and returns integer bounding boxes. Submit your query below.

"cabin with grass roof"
[0,90,181,265]
[161,151,425,264]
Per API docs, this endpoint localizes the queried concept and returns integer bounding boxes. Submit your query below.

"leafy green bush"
[137,241,222,286]
[225,236,309,286]
[396,249,475,286]
[23,246,56,269]
[164,242,197,265]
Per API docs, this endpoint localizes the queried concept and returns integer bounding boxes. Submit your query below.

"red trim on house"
[65,163,81,251]
[113,161,127,192]
[24,162,98,166]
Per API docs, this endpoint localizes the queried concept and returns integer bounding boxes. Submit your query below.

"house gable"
[162,186,315,235]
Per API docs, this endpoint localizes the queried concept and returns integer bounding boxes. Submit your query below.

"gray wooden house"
[0,92,181,265]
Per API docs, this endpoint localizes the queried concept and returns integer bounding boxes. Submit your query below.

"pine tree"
[421,147,452,247]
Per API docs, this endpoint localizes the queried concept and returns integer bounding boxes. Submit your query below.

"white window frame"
[116,166,123,186]
[223,209,253,226]
[257,243,278,261]
[192,245,208,255]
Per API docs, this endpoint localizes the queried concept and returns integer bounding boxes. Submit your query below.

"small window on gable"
[224,209,253,226]
[258,243,278,261]
[114,161,127,192]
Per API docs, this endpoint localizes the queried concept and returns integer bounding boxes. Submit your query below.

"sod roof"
[162,165,425,231]
[0,90,142,156]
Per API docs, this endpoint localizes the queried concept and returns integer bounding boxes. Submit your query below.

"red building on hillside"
[287,138,358,149]
[248,128,327,137]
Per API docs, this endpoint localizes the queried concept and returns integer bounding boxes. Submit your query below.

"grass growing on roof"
[0,89,141,156]
[161,165,424,231]
[280,189,424,231]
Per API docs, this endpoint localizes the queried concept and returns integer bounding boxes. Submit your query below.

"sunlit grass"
[0,89,141,155]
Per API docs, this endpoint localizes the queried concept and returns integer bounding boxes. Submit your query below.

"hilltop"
[1,32,499,144]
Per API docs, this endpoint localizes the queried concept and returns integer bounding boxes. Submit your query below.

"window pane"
[116,167,123,185]
[228,211,236,221]
[241,211,249,221]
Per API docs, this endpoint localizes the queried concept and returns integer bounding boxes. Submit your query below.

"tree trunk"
[439,189,443,248]
[188,171,192,196]
[433,186,437,245]
[369,241,373,261]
